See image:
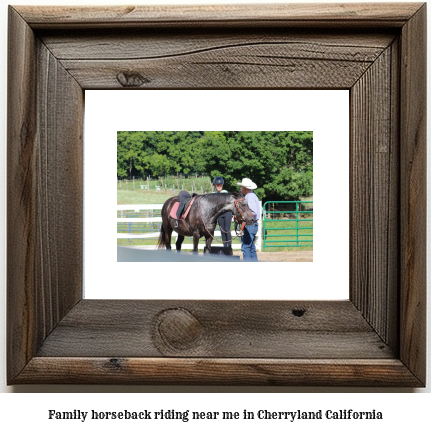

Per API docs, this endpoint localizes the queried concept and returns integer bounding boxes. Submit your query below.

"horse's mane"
[205,191,243,203]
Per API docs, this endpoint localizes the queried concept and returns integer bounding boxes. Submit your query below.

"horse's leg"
[192,233,200,255]
[176,234,185,252]
[164,221,173,251]
[204,235,213,254]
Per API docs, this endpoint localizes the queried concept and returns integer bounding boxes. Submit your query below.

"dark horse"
[157,192,256,254]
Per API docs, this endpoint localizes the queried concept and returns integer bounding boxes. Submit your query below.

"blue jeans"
[241,223,259,261]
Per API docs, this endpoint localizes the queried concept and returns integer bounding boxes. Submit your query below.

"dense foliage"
[117,131,312,201]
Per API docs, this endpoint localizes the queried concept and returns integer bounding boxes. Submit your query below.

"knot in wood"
[108,358,123,369]
[154,308,203,351]
[292,308,306,317]
[116,71,150,87]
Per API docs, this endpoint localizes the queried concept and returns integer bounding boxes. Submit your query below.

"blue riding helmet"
[213,176,224,185]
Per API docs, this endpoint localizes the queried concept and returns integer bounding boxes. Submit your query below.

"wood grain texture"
[7,3,426,386]
[36,300,393,359]
[40,31,395,61]
[7,6,83,382]
[51,31,393,89]
[7,6,38,381]
[399,3,427,384]
[350,44,399,348]
[15,3,423,28]
[41,29,394,89]
[35,40,84,333]
[15,358,422,386]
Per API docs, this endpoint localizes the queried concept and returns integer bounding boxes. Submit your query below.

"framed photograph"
[85,90,349,301]
[7,3,426,386]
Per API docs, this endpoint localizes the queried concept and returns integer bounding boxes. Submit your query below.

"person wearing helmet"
[212,176,232,250]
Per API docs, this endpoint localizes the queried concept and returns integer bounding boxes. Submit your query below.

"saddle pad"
[170,202,180,220]
[169,196,197,220]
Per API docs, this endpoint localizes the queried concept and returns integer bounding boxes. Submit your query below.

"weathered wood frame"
[7,3,426,386]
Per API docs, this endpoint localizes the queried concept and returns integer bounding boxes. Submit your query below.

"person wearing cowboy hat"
[236,178,260,261]
[212,176,232,250]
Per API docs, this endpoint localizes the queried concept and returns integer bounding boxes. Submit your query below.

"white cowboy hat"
[236,178,257,190]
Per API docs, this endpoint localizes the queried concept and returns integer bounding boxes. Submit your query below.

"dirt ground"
[232,250,313,262]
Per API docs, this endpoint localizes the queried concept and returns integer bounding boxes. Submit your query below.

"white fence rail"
[117,202,262,251]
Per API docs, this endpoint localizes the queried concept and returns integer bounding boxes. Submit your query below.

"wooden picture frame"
[7,3,426,386]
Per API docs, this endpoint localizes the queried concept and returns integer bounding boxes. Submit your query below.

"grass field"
[117,189,176,205]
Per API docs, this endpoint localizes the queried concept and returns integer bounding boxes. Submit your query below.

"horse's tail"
[157,223,166,249]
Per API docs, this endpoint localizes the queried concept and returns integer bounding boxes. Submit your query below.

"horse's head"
[232,192,256,225]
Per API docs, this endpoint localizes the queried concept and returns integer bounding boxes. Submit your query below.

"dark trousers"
[218,211,233,248]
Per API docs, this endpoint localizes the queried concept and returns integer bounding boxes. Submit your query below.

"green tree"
[201,131,313,201]
[161,131,202,175]
[117,130,313,202]
[117,131,145,178]
[117,131,206,178]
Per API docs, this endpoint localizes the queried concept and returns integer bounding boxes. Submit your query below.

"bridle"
[232,198,247,234]
[232,197,246,219]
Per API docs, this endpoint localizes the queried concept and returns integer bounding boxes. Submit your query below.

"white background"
[85,90,349,300]
[0,0,430,427]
